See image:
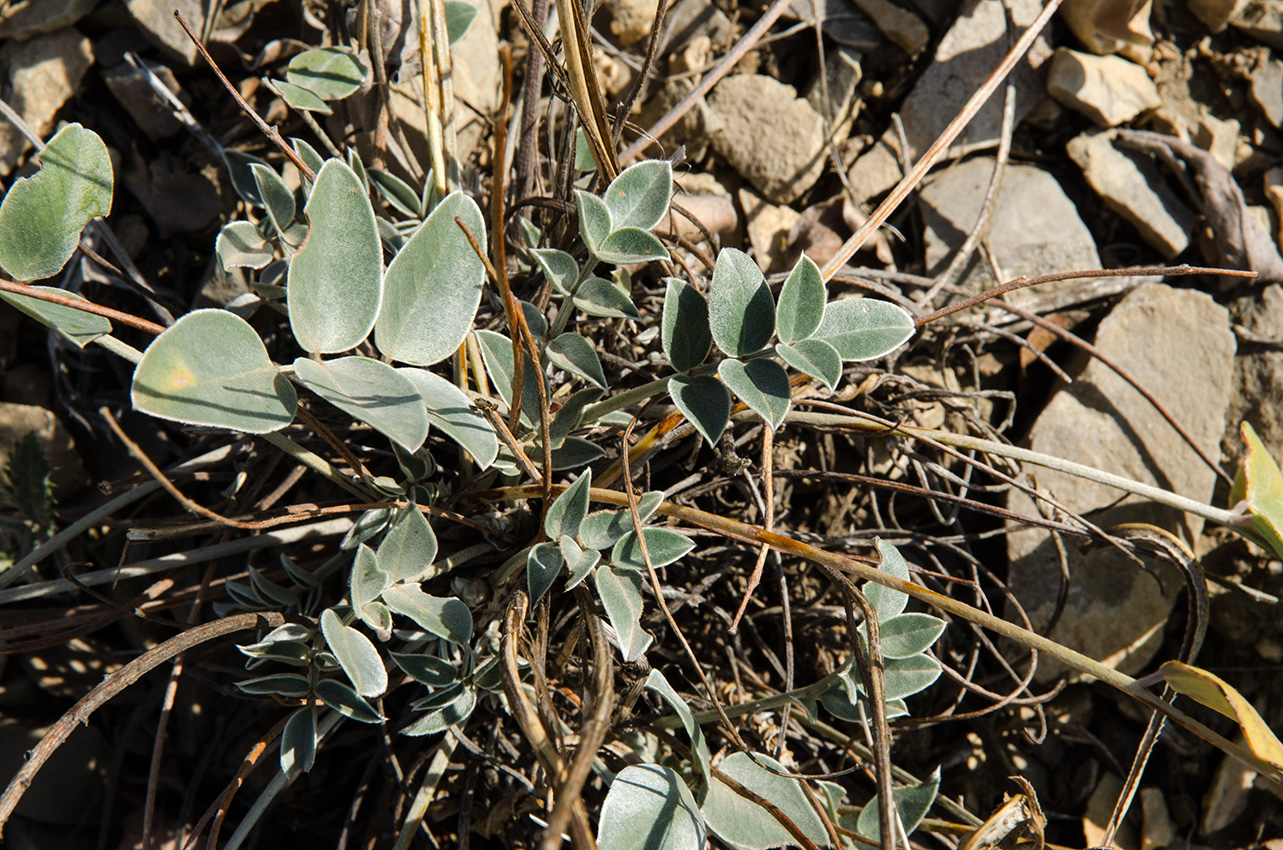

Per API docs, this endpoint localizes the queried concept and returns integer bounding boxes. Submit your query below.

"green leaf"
[661,278,711,373]
[403,682,477,735]
[573,277,640,319]
[876,613,946,659]
[595,562,651,662]
[718,358,791,431]
[216,221,275,270]
[519,300,548,339]
[293,356,428,452]
[288,159,383,354]
[474,329,542,426]
[708,248,775,357]
[223,149,271,207]
[775,255,826,344]
[0,123,112,281]
[550,386,602,446]
[235,673,311,697]
[533,248,579,295]
[272,78,333,114]
[595,228,670,265]
[250,163,296,236]
[351,544,391,627]
[855,768,939,843]
[444,0,479,43]
[882,654,942,700]
[576,190,612,257]
[645,670,710,782]
[132,309,297,433]
[4,431,54,531]
[381,584,472,644]
[612,527,695,570]
[867,538,909,621]
[701,753,830,850]
[398,368,498,469]
[669,375,730,445]
[579,491,664,550]
[562,535,601,588]
[292,138,325,183]
[0,286,111,348]
[548,436,605,470]
[391,651,458,688]
[286,47,368,100]
[376,191,486,365]
[368,168,422,218]
[377,505,438,584]
[774,339,842,392]
[527,541,564,605]
[574,128,597,173]
[316,678,385,723]
[320,608,387,697]
[281,708,316,774]
[603,160,673,232]
[598,765,704,850]
[547,468,592,539]
[814,298,914,361]
[547,333,607,388]
[1229,421,1283,559]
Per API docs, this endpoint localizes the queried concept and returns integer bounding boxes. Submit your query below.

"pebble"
[1046,48,1162,127]
[0,29,94,177]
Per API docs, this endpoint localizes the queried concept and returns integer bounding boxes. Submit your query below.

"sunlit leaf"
[876,613,946,659]
[533,248,580,296]
[701,752,829,850]
[399,367,498,469]
[573,277,640,319]
[369,168,421,218]
[576,190,612,257]
[709,248,775,357]
[350,543,391,627]
[287,47,368,100]
[854,767,939,843]
[547,468,592,539]
[662,277,711,373]
[547,333,607,388]
[645,670,710,781]
[527,541,564,605]
[402,682,477,735]
[0,286,111,347]
[1156,660,1283,769]
[612,527,695,570]
[579,491,664,551]
[604,160,673,232]
[216,221,274,270]
[1228,421,1283,559]
[718,358,791,431]
[250,163,296,237]
[272,78,333,114]
[598,765,704,850]
[381,583,472,644]
[669,375,730,445]
[867,538,909,620]
[444,0,479,43]
[316,677,385,723]
[293,355,428,451]
[594,227,670,265]
[775,255,826,344]
[377,504,438,584]
[814,298,914,361]
[320,608,387,697]
[391,651,458,688]
[280,708,316,774]
[595,562,651,662]
[774,339,842,392]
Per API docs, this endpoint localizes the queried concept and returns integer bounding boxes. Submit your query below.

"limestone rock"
[707,75,826,205]
[1265,167,1283,249]
[919,158,1100,302]
[1193,112,1241,170]
[846,135,902,206]
[1224,283,1283,463]
[1188,0,1243,29]
[1046,48,1161,126]
[450,0,500,154]
[664,173,737,243]
[739,188,800,273]
[1007,283,1236,680]
[1059,0,1154,54]
[606,0,660,46]
[1066,128,1198,258]
[1249,57,1283,128]
[0,0,97,40]
[1231,0,1283,49]
[850,0,928,55]
[898,0,1051,160]
[0,28,94,177]
[125,0,203,65]
[0,403,89,501]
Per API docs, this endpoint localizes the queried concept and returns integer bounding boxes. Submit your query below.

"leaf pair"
[576,161,673,265]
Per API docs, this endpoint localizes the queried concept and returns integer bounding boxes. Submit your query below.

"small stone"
[845,134,901,206]
[101,59,187,140]
[1201,753,1255,834]
[1084,774,1137,850]
[1193,111,1241,170]
[1060,0,1155,55]
[787,0,882,48]
[0,0,97,40]
[1066,128,1198,259]
[1224,284,1283,462]
[1140,788,1178,850]
[850,0,928,55]
[739,188,800,273]
[125,0,203,65]
[1264,167,1283,250]
[1232,0,1283,49]
[1046,48,1161,126]
[0,403,89,500]
[665,173,736,243]
[805,45,862,140]
[605,0,659,47]
[0,28,94,177]
[660,0,734,53]
[1249,57,1283,128]
[1188,0,1244,30]
[707,75,826,205]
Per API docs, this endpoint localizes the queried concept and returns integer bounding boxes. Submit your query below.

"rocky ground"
[2,0,1283,848]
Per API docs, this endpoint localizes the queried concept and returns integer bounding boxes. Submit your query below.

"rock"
[0,0,97,40]
[450,0,500,153]
[0,28,94,177]
[1140,788,1177,850]
[665,173,737,243]
[1231,0,1283,49]
[1200,751,1254,834]
[845,135,902,206]
[739,188,800,273]
[125,0,203,65]
[787,0,882,49]
[101,59,187,140]
[1046,48,1161,126]
[1265,167,1283,249]
[1249,56,1283,128]
[919,158,1100,302]
[123,150,222,237]
[1066,128,1198,259]
[0,402,90,501]
[850,0,928,55]
[1084,774,1136,850]
[1060,0,1154,54]
[805,45,862,141]
[1193,112,1241,170]
[660,0,734,54]
[707,75,827,205]
[606,0,660,46]
[898,0,1051,160]
[1007,283,1236,681]
[635,75,714,162]
[1224,284,1283,462]
[1188,0,1243,29]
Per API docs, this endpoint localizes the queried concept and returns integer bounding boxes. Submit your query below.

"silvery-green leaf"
[603,160,672,232]
[547,333,607,388]
[287,47,368,99]
[351,544,391,626]
[562,535,601,588]
[369,168,422,217]
[550,386,602,447]
[381,584,472,644]
[292,138,325,184]
[546,467,592,539]
[595,562,651,662]
[576,190,612,256]
[235,673,310,697]
[519,300,548,339]
[288,159,382,354]
[718,358,791,431]
[224,149,270,207]
[0,286,111,347]
[444,0,478,43]
[573,277,640,319]
[708,248,774,357]
[882,654,941,700]
[876,613,946,659]
[661,278,711,373]
[250,163,296,237]
[579,491,664,550]
[391,651,458,687]
[701,752,829,850]
[293,355,428,451]
[398,367,498,469]
[0,123,112,281]
[320,608,387,697]
[272,78,333,114]
[814,298,914,361]
[594,227,669,265]
[854,768,940,843]
[533,248,579,295]
[612,527,694,570]
[527,541,564,605]
[376,192,486,366]
[132,309,297,433]
[474,329,541,427]
[402,682,476,735]
[598,764,704,850]
[774,339,842,392]
[867,538,909,620]
[280,708,316,774]
[316,677,385,723]
[645,670,710,781]
[517,216,541,249]
[216,221,274,270]
[574,128,596,173]
[548,436,605,470]
[775,254,825,344]
[377,504,438,584]
[342,507,394,550]
[669,375,730,445]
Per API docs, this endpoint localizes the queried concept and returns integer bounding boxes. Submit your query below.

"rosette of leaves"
[664,250,915,444]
